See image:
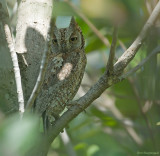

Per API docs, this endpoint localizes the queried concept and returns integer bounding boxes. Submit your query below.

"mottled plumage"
[35,17,86,128]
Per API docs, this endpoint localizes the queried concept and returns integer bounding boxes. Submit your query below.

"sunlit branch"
[60,129,77,156]
[32,1,160,155]
[47,0,160,142]
[4,24,25,116]
[121,46,160,79]
[80,74,143,145]
[114,0,160,75]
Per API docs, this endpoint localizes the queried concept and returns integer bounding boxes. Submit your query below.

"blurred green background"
[1,0,160,156]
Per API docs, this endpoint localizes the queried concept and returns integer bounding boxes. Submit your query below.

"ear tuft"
[69,16,78,30]
[70,17,77,25]
[71,16,76,23]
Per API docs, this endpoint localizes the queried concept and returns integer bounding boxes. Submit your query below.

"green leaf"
[156,122,160,126]
[0,113,39,156]
[87,144,100,156]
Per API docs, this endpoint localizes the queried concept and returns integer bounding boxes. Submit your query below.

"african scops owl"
[35,17,86,129]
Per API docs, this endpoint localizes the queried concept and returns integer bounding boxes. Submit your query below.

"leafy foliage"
[0,114,39,156]
[1,0,160,156]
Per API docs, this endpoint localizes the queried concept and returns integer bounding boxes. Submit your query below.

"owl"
[35,17,87,131]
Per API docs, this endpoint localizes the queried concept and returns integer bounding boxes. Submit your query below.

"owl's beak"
[61,43,68,54]
[61,48,66,53]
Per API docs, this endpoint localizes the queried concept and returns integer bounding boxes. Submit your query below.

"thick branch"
[33,1,160,155]
[15,0,53,103]
[37,73,119,156]
[48,0,160,143]
[26,38,49,109]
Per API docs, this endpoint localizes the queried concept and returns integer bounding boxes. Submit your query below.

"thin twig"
[22,54,28,66]
[10,1,18,22]
[32,1,160,155]
[64,0,110,47]
[118,39,127,51]
[60,129,77,156]
[128,78,157,150]
[106,25,118,74]
[114,0,160,75]
[4,24,25,115]
[121,46,160,79]
[80,74,143,145]
[26,38,49,109]
[47,0,160,141]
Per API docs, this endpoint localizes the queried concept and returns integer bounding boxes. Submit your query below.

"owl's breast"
[47,65,83,117]
[57,62,73,81]
[36,51,86,118]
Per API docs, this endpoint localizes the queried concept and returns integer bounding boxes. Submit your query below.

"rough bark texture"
[15,0,53,103]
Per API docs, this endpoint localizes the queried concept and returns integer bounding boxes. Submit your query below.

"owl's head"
[50,17,84,56]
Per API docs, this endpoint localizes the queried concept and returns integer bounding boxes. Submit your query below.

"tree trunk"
[15,0,53,103]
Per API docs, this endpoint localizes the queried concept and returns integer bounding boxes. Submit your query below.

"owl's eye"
[52,38,58,44]
[70,36,78,42]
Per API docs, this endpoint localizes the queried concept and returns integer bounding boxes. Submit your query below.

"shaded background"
[0,0,160,156]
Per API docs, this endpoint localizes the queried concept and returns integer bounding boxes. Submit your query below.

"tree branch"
[106,25,118,74]
[4,24,24,115]
[48,0,160,143]
[128,78,157,150]
[79,76,143,145]
[121,46,160,79]
[15,0,53,104]
[60,129,77,156]
[114,0,160,75]
[32,1,160,155]
[26,38,50,109]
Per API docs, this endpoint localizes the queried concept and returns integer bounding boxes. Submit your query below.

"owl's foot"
[49,114,64,133]
[42,111,50,134]
[42,112,60,134]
